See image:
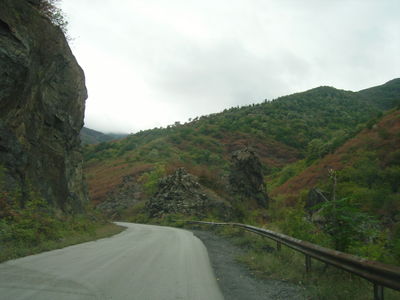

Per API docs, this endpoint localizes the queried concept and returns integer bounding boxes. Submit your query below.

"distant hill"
[80,127,127,145]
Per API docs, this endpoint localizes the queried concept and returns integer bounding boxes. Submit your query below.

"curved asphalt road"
[0,222,224,300]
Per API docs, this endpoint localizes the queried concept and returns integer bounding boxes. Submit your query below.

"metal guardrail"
[186,220,400,300]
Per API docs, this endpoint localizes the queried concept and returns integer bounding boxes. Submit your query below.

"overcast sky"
[60,0,399,134]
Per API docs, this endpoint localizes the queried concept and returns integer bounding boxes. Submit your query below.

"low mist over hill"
[80,127,127,145]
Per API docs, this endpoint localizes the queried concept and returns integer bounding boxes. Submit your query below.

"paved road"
[0,222,224,300]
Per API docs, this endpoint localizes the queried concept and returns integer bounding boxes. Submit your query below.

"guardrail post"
[276,241,281,251]
[374,283,384,300]
[305,255,311,273]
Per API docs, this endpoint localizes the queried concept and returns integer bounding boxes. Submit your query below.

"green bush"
[317,197,379,252]
[278,207,331,246]
[138,164,166,196]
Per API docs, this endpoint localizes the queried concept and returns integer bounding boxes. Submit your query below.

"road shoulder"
[191,229,306,300]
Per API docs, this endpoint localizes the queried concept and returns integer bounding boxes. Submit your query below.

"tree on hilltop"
[30,0,68,34]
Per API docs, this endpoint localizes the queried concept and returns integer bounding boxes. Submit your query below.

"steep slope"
[272,108,400,219]
[83,80,400,208]
[0,0,87,212]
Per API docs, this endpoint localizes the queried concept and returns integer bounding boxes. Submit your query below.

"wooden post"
[276,241,281,251]
[305,255,311,273]
[374,284,384,300]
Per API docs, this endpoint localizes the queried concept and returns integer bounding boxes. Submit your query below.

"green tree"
[139,165,166,196]
[382,166,400,192]
[318,197,378,252]
[35,0,68,34]
[306,138,327,162]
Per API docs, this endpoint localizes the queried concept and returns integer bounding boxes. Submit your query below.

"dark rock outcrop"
[96,175,142,217]
[229,148,268,207]
[305,188,329,216]
[0,0,88,212]
[305,188,330,224]
[146,168,210,217]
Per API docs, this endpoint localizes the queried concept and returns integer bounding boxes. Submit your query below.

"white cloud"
[61,0,400,133]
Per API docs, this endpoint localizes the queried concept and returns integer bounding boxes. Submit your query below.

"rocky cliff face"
[229,148,269,208]
[0,0,88,212]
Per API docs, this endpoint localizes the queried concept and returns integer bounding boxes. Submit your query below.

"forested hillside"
[273,109,400,204]
[269,108,400,261]
[83,79,400,205]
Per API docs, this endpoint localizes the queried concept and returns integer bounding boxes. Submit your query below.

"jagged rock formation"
[146,168,210,217]
[229,148,269,207]
[0,0,88,212]
[96,175,142,217]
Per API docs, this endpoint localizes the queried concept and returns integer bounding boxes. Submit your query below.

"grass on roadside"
[197,224,400,300]
[0,183,126,264]
[0,222,125,263]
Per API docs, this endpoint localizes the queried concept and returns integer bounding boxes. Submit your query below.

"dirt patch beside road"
[191,229,306,300]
